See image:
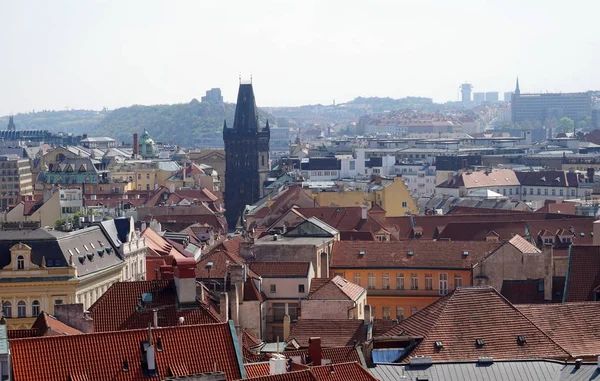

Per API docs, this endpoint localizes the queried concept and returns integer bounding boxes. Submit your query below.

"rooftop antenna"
[239,73,241,84]
[250,74,253,83]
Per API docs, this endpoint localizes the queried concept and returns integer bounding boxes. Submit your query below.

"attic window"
[87,253,94,261]
[475,339,485,348]
[540,176,546,182]
[105,247,112,254]
[359,250,366,256]
[78,255,85,264]
[123,360,129,372]
[462,251,469,257]
[517,335,526,345]
[97,249,104,257]
[407,250,414,256]
[434,341,443,350]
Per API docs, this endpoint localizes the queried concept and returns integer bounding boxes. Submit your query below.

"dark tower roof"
[232,83,260,135]
[7,116,15,131]
[515,77,520,96]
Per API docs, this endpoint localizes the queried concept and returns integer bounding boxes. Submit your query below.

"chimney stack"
[269,354,287,375]
[133,133,139,156]
[219,292,229,323]
[594,220,600,246]
[308,337,322,366]
[361,205,367,220]
[283,315,291,342]
[82,134,88,140]
[364,304,372,325]
[173,258,196,304]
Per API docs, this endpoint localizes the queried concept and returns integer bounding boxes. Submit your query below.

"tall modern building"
[511,78,592,124]
[485,92,499,103]
[503,92,514,103]
[0,154,33,210]
[223,81,270,230]
[473,92,486,106]
[460,83,472,106]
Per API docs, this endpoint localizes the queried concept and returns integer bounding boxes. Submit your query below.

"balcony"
[367,288,448,297]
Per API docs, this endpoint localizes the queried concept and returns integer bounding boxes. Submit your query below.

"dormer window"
[17,255,24,270]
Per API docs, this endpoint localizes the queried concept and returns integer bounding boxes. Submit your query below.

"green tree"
[54,218,65,230]
[557,117,575,133]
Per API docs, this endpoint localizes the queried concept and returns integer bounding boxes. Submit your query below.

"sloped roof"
[438,169,519,189]
[88,280,219,332]
[296,207,387,234]
[308,276,365,301]
[196,248,258,279]
[281,346,363,365]
[508,235,541,253]
[331,241,501,269]
[516,170,579,187]
[31,312,82,336]
[249,262,311,278]
[382,287,569,362]
[10,323,244,381]
[288,319,369,348]
[564,245,600,302]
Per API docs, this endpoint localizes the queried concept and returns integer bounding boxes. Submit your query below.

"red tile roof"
[383,287,569,362]
[250,185,318,229]
[282,346,363,365]
[217,235,245,256]
[308,276,365,301]
[10,323,244,381]
[564,245,600,302]
[447,206,531,215]
[244,278,266,302]
[196,249,258,280]
[239,362,377,381]
[338,231,376,241]
[31,312,82,336]
[245,362,271,378]
[242,370,316,381]
[372,319,399,337]
[88,280,219,332]
[331,241,501,269]
[141,228,186,261]
[436,221,528,241]
[438,169,519,189]
[7,329,39,339]
[288,319,369,348]
[517,302,600,358]
[500,279,545,304]
[296,207,388,235]
[249,262,312,278]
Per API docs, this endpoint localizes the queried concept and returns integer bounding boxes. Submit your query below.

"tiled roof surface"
[331,241,501,269]
[88,280,219,332]
[339,231,376,241]
[288,319,368,348]
[245,362,271,378]
[436,221,528,241]
[7,329,39,339]
[308,276,365,301]
[241,370,316,381]
[517,302,600,358]
[310,362,378,381]
[141,227,185,260]
[508,235,541,253]
[516,170,579,187]
[218,235,245,256]
[372,319,399,337]
[282,346,362,365]
[251,185,317,229]
[565,245,600,302]
[383,287,569,362]
[501,279,545,304]
[244,278,266,302]
[296,207,387,234]
[196,248,258,279]
[447,206,531,215]
[10,323,243,381]
[529,219,594,245]
[438,169,519,189]
[249,262,311,278]
[244,329,263,347]
[31,312,82,336]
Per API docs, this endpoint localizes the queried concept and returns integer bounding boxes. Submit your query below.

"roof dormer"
[5,242,39,271]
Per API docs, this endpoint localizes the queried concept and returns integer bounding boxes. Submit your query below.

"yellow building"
[330,241,501,320]
[306,176,418,217]
[109,160,180,191]
[0,225,125,329]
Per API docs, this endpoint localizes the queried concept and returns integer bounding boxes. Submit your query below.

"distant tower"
[223,81,270,231]
[515,77,520,96]
[460,83,473,105]
[7,116,15,131]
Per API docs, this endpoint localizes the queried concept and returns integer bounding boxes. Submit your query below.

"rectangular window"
[382,306,391,320]
[353,272,361,286]
[270,284,276,293]
[298,284,305,293]
[537,188,541,195]
[410,273,419,290]
[396,273,404,290]
[552,189,556,196]
[571,189,576,197]
[439,273,448,295]
[523,188,527,195]
[560,189,564,196]
[402,201,407,207]
[382,273,390,290]
[545,189,548,195]
[368,273,376,289]
[454,274,463,288]
[530,188,533,195]
[425,273,433,290]
[396,306,405,320]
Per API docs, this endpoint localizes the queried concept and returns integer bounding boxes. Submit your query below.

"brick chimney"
[308,337,322,366]
[219,292,229,322]
[174,258,196,304]
[133,133,139,156]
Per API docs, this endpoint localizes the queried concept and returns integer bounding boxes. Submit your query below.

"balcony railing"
[367,288,448,297]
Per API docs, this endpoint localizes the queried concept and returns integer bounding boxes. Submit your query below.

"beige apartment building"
[0,154,33,211]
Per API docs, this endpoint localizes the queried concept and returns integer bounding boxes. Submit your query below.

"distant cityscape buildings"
[201,88,223,103]
[460,83,473,106]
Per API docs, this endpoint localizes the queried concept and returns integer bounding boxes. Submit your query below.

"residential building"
[395,163,436,197]
[6,187,83,228]
[330,241,502,320]
[0,154,33,210]
[223,81,270,230]
[436,168,521,198]
[36,157,110,195]
[80,136,117,149]
[517,170,581,203]
[109,160,180,192]
[0,225,124,329]
[165,161,219,191]
[99,217,148,282]
[473,92,485,106]
[302,276,367,320]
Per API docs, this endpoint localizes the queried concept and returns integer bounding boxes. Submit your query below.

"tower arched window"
[17,300,26,318]
[17,255,25,270]
[31,300,40,316]
[2,301,11,318]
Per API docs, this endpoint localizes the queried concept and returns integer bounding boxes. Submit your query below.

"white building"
[395,163,436,197]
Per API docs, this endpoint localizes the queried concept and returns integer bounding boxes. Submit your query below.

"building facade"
[0,154,33,211]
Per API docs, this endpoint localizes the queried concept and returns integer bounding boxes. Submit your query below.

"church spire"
[515,77,520,96]
[7,116,15,131]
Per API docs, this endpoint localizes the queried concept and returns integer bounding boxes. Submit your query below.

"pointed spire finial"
[239,73,241,84]
[515,77,520,95]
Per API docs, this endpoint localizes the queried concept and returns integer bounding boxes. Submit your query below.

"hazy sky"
[1,0,599,115]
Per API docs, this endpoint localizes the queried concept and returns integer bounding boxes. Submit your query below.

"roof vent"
[409,356,432,366]
[580,232,585,237]
[475,338,485,348]
[575,359,583,370]
[478,356,494,364]
[86,253,94,261]
[517,335,526,345]
[97,249,104,257]
[123,360,129,372]
[359,250,366,256]
[407,250,414,256]
[434,341,443,350]
[462,251,469,257]
[78,255,85,264]
[273,234,279,241]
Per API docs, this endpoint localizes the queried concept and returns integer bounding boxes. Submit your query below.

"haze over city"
[1,0,599,116]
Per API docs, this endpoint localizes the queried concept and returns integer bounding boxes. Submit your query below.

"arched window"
[31,300,40,316]
[17,300,26,318]
[2,301,11,318]
[17,255,25,270]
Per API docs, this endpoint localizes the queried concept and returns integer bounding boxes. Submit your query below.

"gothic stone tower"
[223,82,270,231]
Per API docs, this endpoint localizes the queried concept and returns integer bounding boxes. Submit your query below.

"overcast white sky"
[1,0,598,115]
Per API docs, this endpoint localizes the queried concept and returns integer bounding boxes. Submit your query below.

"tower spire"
[515,77,520,96]
[7,116,15,131]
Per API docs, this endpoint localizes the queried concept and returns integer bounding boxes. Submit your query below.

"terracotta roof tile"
[564,245,600,302]
[436,221,528,241]
[288,320,369,348]
[281,346,362,365]
[500,279,545,304]
[88,280,219,332]
[331,241,501,269]
[244,278,266,302]
[296,207,388,234]
[517,302,600,358]
[7,329,39,339]
[241,370,316,381]
[244,329,264,347]
[245,362,272,378]
[10,323,243,381]
[240,363,377,381]
[372,319,399,337]
[250,262,311,278]
[31,312,82,336]
[308,276,365,301]
[383,287,569,362]
[218,235,245,256]
[196,249,258,280]
[508,235,541,253]
[338,231,376,241]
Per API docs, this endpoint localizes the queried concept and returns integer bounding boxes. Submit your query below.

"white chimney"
[361,205,367,220]
[269,354,287,375]
[220,292,229,322]
[152,309,158,328]
[141,221,147,231]
[169,184,175,193]
[174,258,197,304]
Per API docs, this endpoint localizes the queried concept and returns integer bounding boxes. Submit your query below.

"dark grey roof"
[300,157,341,170]
[370,361,600,381]
[0,226,122,279]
